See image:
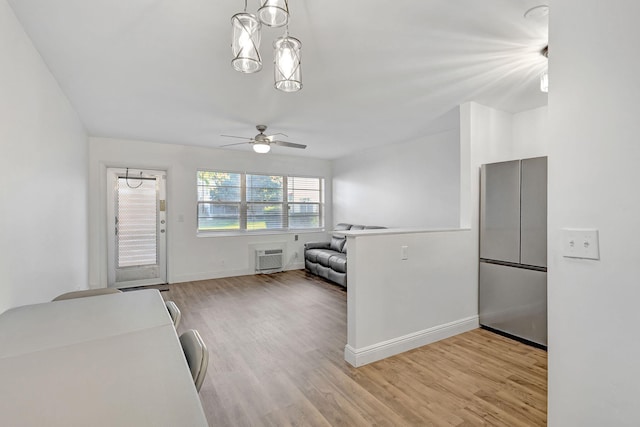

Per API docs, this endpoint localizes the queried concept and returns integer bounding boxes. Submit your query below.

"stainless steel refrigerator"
[479,157,547,348]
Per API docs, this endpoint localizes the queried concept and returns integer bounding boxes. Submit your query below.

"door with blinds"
[107,168,167,288]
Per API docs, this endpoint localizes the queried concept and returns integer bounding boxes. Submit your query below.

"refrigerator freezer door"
[479,262,547,346]
[520,157,548,267]
[480,160,521,263]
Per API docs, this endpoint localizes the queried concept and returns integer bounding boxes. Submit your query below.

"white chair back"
[179,329,208,392]
[53,288,121,301]
[165,301,181,328]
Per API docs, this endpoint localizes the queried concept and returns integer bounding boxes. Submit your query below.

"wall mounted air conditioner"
[255,249,284,273]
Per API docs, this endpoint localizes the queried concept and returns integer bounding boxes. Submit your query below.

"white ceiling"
[8,0,549,160]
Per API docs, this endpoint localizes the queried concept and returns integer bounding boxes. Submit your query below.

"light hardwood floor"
[164,270,547,426]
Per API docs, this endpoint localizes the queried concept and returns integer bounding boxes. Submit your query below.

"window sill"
[197,228,326,238]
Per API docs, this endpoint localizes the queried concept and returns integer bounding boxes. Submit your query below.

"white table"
[0,290,208,426]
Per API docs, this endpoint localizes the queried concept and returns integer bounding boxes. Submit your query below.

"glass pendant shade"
[253,142,271,153]
[540,71,549,93]
[274,36,302,92]
[231,13,262,73]
[258,0,289,27]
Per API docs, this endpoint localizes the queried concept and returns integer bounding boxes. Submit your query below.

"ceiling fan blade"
[220,141,252,147]
[269,132,289,138]
[273,140,307,149]
[221,134,253,140]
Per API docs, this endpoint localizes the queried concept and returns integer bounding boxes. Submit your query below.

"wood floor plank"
[163,270,547,426]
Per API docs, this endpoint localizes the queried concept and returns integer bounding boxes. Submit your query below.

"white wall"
[513,106,549,159]
[344,229,478,366]
[461,102,548,176]
[341,103,548,367]
[548,2,640,425]
[333,124,460,228]
[89,137,332,286]
[0,1,88,313]
[459,102,513,229]
[459,102,548,255]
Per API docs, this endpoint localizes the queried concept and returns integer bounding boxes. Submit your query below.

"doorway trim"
[106,167,167,288]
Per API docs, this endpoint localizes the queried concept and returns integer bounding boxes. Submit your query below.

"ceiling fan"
[221,125,307,154]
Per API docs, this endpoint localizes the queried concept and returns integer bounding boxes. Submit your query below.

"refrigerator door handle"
[479,258,547,272]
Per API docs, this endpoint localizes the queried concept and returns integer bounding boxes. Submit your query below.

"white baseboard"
[344,315,479,367]
[170,265,305,284]
[284,261,305,270]
[170,268,251,283]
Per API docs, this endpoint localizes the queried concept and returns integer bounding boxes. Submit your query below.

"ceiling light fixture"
[231,11,262,73]
[524,6,550,94]
[231,0,302,92]
[258,0,289,28]
[524,5,549,19]
[540,71,549,93]
[253,141,271,153]
[274,34,302,92]
[540,45,549,93]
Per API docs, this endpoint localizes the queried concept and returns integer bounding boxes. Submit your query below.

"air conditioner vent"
[256,249,283,273]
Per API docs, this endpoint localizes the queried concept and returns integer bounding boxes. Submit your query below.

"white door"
[107,168,167,288]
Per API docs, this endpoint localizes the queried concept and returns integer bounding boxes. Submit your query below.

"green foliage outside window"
[197,171,323,232]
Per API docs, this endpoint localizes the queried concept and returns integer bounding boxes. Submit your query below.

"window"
[246,174,284,230]
[197,171,242,230]
[288,176,322,229]
[197,171,323,232]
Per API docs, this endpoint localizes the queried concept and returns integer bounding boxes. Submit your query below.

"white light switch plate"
[562,229,600,260]
[401,245,409,260]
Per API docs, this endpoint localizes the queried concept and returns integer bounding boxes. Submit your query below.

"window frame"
[196,170,324,234]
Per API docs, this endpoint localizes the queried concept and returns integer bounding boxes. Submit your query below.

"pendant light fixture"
[540,71,549,93]
[524,6,549,94]
[231,1,262,73]
[274,33,302,92]
[258,0,289,28]
[231,0,302,92]
[540,45,549,93]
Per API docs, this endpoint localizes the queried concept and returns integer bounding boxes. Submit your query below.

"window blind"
[287,176,322,229]
[246,174,284,230]
[197,171,242,231]
[116,178,158,267]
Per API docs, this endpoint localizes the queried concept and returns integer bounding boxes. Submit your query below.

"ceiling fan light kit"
[221,125,306,154]
[253,141,271,153]
[231,0,301,92]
